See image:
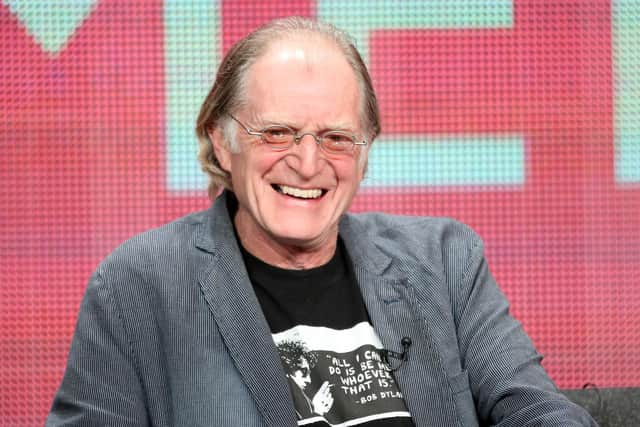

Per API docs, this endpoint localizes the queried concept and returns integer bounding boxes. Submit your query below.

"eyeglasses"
[228,114,367,155]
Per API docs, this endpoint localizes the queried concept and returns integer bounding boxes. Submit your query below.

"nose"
[287,133,323,178]
[293,132,322,146]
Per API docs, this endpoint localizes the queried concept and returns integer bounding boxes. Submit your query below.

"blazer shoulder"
[342,212,488,295]
[98,209,209,275]
[347,211,483,256]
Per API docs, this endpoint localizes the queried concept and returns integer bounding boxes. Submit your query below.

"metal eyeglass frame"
[227,113,367,154]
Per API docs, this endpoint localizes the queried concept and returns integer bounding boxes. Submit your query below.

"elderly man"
[47,17,596,427]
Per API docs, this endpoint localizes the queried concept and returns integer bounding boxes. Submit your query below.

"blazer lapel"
[195,196,298,427]
[340,215,459,426]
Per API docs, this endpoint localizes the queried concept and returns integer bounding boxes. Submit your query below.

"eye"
[262,126,294,144]
[322,132,355,152]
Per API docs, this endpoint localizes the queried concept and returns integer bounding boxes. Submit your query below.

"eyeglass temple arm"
[228,113,263,137]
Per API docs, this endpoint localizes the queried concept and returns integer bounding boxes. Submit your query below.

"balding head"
[195,17,380,198]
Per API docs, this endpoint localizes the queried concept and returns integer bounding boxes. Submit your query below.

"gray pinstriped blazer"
[47,193,596,426]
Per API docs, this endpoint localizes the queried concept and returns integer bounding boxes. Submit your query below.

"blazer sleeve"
[454,234,597,426]
[46,270,149,426]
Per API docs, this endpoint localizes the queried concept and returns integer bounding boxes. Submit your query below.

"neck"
[234,214,337,270]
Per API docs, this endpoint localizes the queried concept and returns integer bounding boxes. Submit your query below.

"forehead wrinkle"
[255,117,359,134]
[320,120,359,133]
[244,38,362,132]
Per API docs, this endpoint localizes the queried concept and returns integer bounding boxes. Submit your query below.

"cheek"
[335,158,364,184]
[230,150,275,182]
[228,157,246,189]
[248,150,285,177]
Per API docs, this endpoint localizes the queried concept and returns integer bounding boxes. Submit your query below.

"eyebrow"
[256,117,357,133]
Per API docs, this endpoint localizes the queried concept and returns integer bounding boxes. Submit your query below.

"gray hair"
[195,16,381,199]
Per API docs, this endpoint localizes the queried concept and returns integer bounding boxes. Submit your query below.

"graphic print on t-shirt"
[273,322,412,426]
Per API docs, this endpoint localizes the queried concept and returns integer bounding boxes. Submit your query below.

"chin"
[268,226,328,248]
[275,232,323,247]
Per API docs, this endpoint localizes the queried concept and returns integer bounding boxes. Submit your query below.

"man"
[277,340,334,418]
[47,17,596,426]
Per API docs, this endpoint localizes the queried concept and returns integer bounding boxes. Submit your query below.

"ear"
[208,127,232,173]
[357,149,369,181]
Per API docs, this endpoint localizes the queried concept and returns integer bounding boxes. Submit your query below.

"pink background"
[1,1,638,424]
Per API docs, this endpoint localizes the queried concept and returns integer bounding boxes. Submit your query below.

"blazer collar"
[338,214,393,276]
[194,191,233,254]
[195,192,298,427]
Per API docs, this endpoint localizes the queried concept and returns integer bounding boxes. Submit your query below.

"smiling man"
[207,32,365,269]
[47,17,596,427]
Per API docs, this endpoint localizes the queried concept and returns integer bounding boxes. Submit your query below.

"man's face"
[290,358,312,390]
[214,37,366,260]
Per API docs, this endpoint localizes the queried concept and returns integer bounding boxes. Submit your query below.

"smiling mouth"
[272,184,327,199]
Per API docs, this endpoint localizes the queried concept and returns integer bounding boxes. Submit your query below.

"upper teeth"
[279,185,323,199]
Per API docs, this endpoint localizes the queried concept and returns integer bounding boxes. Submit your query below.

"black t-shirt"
[241,241,415,426]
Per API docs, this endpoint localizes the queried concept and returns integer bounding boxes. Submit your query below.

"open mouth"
[272,184,327,199]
